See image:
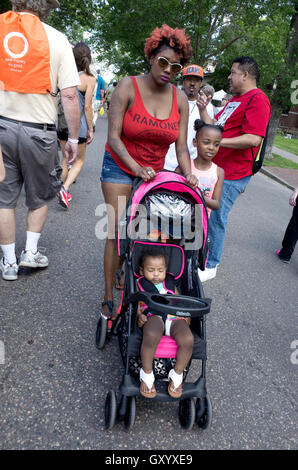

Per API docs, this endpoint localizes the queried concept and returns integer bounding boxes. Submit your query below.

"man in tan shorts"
[0,0,80,280]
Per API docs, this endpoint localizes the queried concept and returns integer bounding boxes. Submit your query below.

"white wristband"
[68,138,79,144]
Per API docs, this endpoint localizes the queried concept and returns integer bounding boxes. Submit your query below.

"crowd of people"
[1,0,296,399]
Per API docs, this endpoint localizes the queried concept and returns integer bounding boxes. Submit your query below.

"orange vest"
[0,11,52,94]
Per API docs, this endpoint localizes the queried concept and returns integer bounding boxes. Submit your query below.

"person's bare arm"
[204,167,225,211]
[107,77,156,182]
[82,75,96,144]
[175,90,198,188]
[60,86,80,164]
[137,285,148,328]
[0,146,5,183]
[221,134,262,149]
[196,93,215,124]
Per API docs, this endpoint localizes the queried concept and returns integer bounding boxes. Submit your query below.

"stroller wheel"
[178,398,196,430]
[95,315,107,349]
[196,396,212,430]
[104,390,117,430]
[123,396,136,431]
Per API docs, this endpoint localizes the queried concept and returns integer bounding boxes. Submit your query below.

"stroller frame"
[98,172,213,431]
[109,243,212,431]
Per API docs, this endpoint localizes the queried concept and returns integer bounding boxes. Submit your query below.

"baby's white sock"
[1,243,16,265]
[25,231,41,254]
[168,368,183,388]
[140,368,155,389]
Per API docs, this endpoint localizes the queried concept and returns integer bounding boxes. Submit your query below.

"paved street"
[0,117,297,450]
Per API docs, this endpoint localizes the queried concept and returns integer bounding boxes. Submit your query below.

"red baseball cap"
[182,64,204,79]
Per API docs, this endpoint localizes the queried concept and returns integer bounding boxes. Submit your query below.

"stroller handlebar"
[128,292,211,318]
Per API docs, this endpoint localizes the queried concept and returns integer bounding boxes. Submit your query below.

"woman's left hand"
[185,173,198,188]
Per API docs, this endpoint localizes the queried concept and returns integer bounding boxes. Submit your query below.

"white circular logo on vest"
[4,32,28,59]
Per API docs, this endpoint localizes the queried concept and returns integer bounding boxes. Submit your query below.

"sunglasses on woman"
[157,56,183,75]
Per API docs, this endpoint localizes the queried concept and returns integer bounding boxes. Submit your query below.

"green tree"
[210,1,298,158]
[91,0,280,72]
[47,0,100,43]
[2,0,297,156]
[91,0,297,157]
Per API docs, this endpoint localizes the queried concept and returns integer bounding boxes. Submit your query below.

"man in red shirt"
[198,56,271,281]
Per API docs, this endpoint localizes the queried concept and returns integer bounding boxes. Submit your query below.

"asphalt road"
[0,116,297,450]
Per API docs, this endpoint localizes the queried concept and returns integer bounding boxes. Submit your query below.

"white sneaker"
[19,250,49,268]
[198,266,217,282]
[0,257,18,280]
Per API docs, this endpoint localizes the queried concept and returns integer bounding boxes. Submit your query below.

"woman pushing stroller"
[100,24,198,323]
[137,250,193,399]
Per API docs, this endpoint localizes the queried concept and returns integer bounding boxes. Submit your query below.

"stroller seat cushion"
[155,335,178,358]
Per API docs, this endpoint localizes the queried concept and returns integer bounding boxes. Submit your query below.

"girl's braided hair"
[194,119,224,135]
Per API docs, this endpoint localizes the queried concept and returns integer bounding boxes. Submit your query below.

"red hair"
[144,24,192,66]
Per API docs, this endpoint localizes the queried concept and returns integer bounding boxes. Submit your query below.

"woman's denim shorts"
[100,150,134,184]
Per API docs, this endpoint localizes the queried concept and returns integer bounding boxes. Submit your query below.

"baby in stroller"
[137,249,193,399]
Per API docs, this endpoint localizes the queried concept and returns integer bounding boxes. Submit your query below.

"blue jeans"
[206,176,251,268]
[100,150,134,184]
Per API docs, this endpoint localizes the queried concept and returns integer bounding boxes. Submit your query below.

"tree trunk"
[265,102,282,160]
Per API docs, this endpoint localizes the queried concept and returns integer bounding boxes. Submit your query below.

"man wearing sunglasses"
[164,64,214,171]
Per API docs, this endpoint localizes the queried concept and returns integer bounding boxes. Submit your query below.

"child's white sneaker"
[198,266,217,282]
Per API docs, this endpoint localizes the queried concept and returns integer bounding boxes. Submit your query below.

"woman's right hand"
[135,166,156,182]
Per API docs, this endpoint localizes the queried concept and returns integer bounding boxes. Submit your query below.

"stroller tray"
[128,292,211,318]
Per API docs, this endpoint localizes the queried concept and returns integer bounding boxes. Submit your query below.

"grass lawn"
[263,153,298,169]
[274,135,298,155]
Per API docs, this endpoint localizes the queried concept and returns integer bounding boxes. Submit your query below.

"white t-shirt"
[164,100,214,171]
[1,14,80,124]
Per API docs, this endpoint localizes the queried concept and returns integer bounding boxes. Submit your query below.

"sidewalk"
[260,146,298,190]
[272,146,298,164]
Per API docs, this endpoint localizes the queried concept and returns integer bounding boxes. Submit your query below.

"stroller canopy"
[119,172,208,257]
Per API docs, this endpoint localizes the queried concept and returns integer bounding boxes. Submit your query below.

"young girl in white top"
[176,119,224,217]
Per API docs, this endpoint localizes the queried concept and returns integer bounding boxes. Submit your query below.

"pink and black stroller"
[96,171,212,431]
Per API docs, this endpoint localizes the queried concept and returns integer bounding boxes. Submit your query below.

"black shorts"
[57,130,87,144]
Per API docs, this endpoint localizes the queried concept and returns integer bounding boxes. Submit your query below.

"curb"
[260,168,295,191]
